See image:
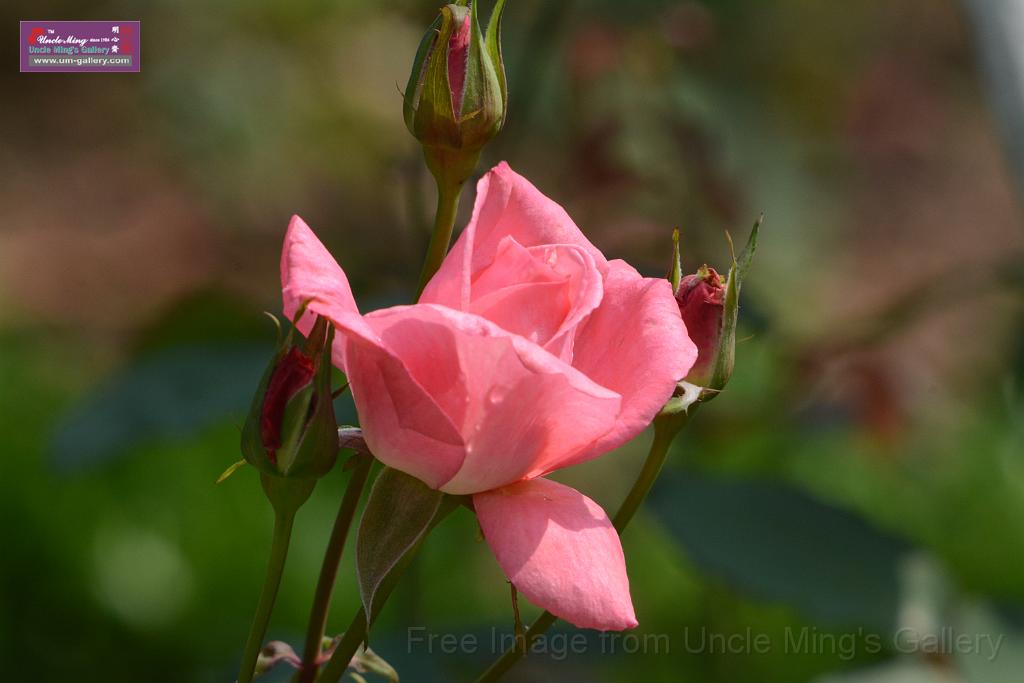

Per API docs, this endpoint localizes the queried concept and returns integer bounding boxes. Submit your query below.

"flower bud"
[404,0,507,183]
[672,216,761,397]
[242,314,339,479]
[676,265,726,389]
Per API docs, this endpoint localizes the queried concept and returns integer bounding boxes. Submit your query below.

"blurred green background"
[3,1,1024,681]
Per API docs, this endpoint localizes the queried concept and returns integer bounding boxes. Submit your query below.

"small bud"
[404,0,508,184]
[676,265,726,388]
[242,314,339,480]
[672,216,761,398]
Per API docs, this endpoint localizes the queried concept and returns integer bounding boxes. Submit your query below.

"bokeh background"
[3,0,1024,681]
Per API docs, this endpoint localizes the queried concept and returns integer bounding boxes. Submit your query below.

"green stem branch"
[296,455,374,683]
[471,412,692,683]
[416,180,463,298]
[237,508,296,683]
[611,415,687,533]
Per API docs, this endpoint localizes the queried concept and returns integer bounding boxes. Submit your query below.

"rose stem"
[472,411,693,683]
[237,507,297,683]
[415,179,463,299]
[295,454,374,683]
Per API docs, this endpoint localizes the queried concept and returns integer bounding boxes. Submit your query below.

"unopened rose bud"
[671,216,761,398]
[676,265,726,389]
[242,314,339,479]
[404,0,507,184]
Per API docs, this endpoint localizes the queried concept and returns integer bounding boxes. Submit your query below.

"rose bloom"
[281,163,695,630]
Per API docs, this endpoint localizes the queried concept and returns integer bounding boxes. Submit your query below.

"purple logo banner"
[20,21,140,73]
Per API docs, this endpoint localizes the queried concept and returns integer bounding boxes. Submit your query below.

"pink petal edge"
[474,478,638,631]
[557,260,696,472]
[420,162,607,311]
[280,216,466,488]
[365,304,622,494]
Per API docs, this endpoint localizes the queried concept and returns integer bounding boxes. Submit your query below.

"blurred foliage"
[2,0,1024,682]
[649,470,909,631]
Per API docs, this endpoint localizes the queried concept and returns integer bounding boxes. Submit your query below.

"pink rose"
[281,162,696,630]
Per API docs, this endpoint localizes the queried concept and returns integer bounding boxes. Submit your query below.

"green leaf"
[650,470,910,630]
[356,467,455,626]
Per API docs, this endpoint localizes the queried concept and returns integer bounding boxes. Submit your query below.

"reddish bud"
[403,0,508,186]
[259,346,316,465]
[675,265,726,388]
[447,12,472,115]
[242,314,339,479]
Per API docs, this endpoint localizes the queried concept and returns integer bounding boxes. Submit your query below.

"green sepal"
[707,215,761,395]
[282,320,339,478]
[659,380,703,416]
[460,0,505,139]
[485,0,508,113]
[414,5,463,147]
[736,213,762,284]
[669,228,682,293]
[241,322,293,477]
[240,314,339,479]
[403,12,443,133]
[215,459,248,484]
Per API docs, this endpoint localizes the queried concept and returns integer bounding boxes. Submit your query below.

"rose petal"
[365,304,621,494]
[420,162,607,311]
[280,215,377,364]
[281,217,466,487]
[467,236,604,359]
[343,334,466,489]
[555,260,696,471]
[474,478,637,631]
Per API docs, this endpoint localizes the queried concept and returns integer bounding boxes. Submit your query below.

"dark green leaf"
[650,470,910,630]
[356,467,454,626]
